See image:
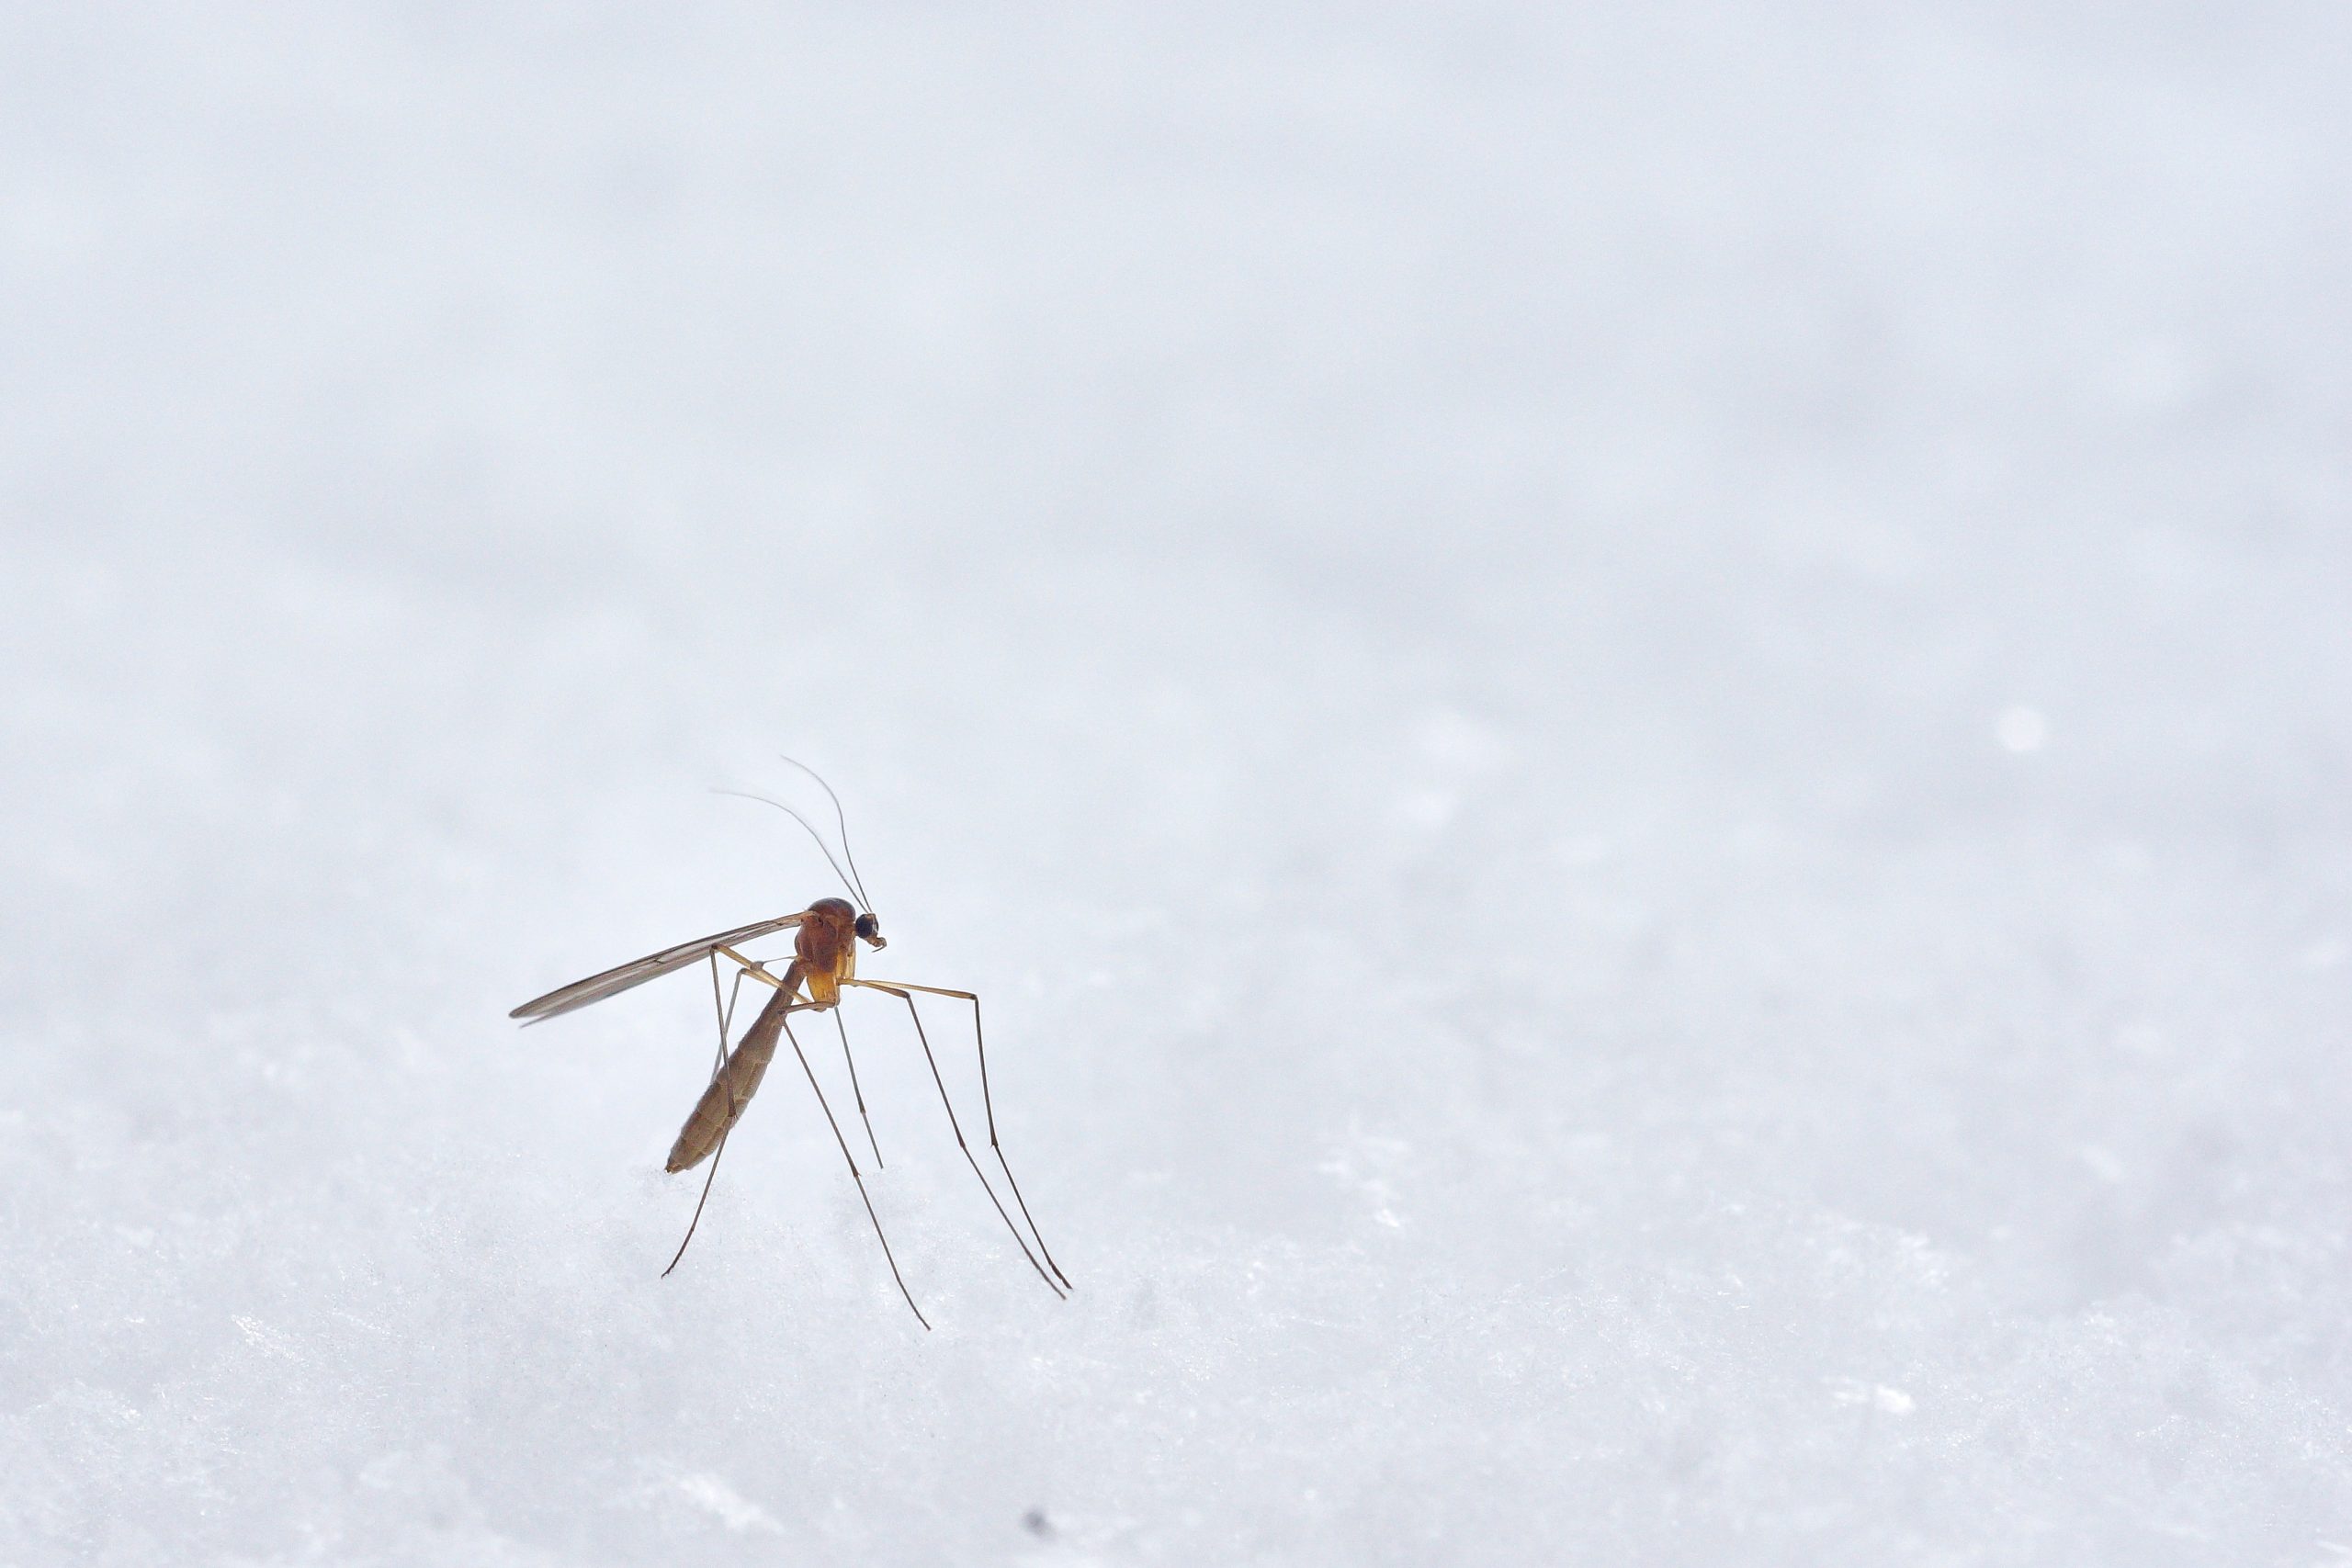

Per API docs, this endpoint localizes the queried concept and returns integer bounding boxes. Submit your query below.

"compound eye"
[854,912,880,941]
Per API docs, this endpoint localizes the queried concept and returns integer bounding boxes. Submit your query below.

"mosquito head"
[806,896,886,949]
[720,764,888,947]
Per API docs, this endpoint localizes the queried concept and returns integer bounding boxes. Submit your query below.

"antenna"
[778,756,873,911]
[712,790,862,907]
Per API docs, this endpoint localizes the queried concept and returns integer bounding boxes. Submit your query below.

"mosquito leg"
[662,1125,730,1277]
[714,944,793,992]
[856,984,1063,1298]
[833,1007,886,1171]
[706,953,752,1077]
[658,954,760,1278]
[779,1014,930,1331]
[846,978,1070,1289]
[714,948,828,1022]
[963,993,1071,1290]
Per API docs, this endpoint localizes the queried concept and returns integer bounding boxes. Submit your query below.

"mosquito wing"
[510,913,806,1023]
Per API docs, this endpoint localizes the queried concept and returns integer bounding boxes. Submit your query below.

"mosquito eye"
[854,913,880,940]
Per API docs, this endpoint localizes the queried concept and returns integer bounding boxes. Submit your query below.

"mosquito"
[507,761,1069,1328]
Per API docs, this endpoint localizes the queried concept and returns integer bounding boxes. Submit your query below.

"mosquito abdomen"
[666,979,795,1172]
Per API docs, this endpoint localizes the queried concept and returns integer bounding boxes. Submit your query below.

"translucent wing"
[510,913,806,1023]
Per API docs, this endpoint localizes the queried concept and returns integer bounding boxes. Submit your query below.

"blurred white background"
[4,5,2349,1563]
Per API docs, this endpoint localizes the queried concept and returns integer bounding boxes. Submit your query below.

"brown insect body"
[665,962,796,1174]
[664,899,864,1173]
[790,896,861,1007]
[510,777,1066,1324]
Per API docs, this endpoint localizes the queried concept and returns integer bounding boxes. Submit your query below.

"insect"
[508,761,1068,1327]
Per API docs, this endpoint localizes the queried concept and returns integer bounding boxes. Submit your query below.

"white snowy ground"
[4,5,2350,1564]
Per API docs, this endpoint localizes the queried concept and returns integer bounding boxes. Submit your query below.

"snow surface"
[5,5,2351,1564]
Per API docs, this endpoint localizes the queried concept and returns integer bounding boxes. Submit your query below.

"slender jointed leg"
[704,952,752,1077]
[778,1013,931,1330]
[856,984,1063,1298]
[834,1007,885,1171]
[714,944,792,993]
[663,1127,730,1278]
[845,978,1069,1290]
[664,954,758,1277]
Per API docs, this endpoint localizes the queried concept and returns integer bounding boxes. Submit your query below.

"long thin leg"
[662,1128,729,1277]
[664,955,756,1278]
[859,985,1063,1299]
[834,1008,885,1171]
[845,978,1069,1289]
[712,948,831,1021]
[779,1014,930,1330]
[713,944,797,994]
[706,952,752,1077]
